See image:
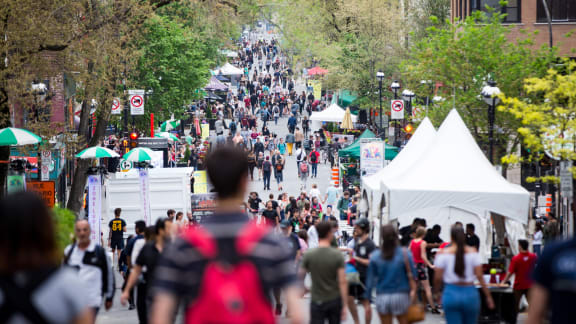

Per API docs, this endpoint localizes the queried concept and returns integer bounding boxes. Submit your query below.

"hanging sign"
[129,90,145,115]
[87,174,102,243]
[111,98,122,115]
[391,100,404,120]
[138,168,151,225]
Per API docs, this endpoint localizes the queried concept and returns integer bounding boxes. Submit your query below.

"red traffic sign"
[130,95,143,108]
[392,100,404,112]
[112,98,120,110]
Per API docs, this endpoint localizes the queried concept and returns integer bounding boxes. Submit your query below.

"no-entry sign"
[111,98,121,115]
[129,90,145,115]
[391,100,404,120]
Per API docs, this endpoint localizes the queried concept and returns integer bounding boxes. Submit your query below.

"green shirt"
[302,247,345,303]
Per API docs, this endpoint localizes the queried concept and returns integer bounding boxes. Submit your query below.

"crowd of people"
[0,146,573,324]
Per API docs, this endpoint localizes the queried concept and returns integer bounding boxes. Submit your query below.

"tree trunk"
[0,84,11,198]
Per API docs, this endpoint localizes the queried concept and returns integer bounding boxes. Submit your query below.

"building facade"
[451,0,576,56]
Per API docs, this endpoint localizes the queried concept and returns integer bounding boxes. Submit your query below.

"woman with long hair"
[434,226,495,324]
[365,225,417,324]
[0,192,92,324]
[409,226,439,313]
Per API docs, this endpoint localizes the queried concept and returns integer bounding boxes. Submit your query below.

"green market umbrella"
[0,127,42,146]
[160,120,181,132]
[155,132,179,142]
[185,136,194,144]
[123,147,155,162]
[76,146,120,159]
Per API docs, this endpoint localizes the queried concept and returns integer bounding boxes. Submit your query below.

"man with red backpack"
[309,146,320,178]
[151,147,303,324]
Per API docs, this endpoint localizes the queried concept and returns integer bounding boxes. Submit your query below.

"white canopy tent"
[362,117,437,222]
[309,103,357,131]
[213,62,244,76]
[382,109,529,258]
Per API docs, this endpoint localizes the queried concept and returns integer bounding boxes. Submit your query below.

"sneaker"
[431,308,441,315]
[275,304,282,316]
[129,304,135,310]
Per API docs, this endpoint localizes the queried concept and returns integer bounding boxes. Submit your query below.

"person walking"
[533,222,543,257]
[500,239,537,315]
[288,114,297,134]
[247,150,257,181]
[434,226,494,324]
[324,183,339,209]
[294,127,304,150]
[121,218,173,324]
[262,156,273,191]
[150,147,303,324]
[299,157,309,191]
[309,146,320,178]
[248,192,263,221]
[108,207,127,266]
[65,219,116,320]
[274,154,285,191]
[286,132,295,156]
[123,220,147,311]
[409,226,439,313]
[0,192,93,324]
[337,192,351,221]
[365,225,417,324]
[301,221,348,324]
[278,138,287,155]
[257,151,265,180]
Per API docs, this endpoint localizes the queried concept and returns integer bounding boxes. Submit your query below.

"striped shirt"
[152,212,297,303]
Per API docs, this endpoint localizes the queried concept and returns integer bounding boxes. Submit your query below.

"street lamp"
[391,80,400,99]
[402,89,415,117]
[481,80,501,164]
[376,71,385,130]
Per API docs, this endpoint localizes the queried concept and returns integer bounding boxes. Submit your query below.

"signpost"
[391,100,404,120]
[120,159,132,172]
[128,90,145,115]
[111,98,122,115]
[27,181,55,207]
[40,150,52,181]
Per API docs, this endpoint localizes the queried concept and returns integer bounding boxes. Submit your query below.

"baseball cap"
[280,219,291,228]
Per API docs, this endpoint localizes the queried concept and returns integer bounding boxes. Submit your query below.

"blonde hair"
[415,226,427,238]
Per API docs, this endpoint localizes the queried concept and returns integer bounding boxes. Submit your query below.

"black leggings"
[248,164,256,180]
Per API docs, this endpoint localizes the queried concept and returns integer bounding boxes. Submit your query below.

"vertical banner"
[87,175,102,244]
[360,140,385,176]
[150,113,154,137]
[138,168,151,225]
[310,80,322,100]
[201,123,210,140]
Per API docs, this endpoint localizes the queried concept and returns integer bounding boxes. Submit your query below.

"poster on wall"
[190,193,217,224]
[360,140,385,176]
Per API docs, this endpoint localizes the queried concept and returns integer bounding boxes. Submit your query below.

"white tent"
[362,117,437,222]
[213,63,244,76]
[309,103,358,123]
[383,109,529,258]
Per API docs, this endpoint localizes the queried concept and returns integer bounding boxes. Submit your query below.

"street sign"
[111,98,121,115]
[560,161,573,196]
[120,159,132,172]
[128,90,145,115]
[40,150,51,181]
[27,181,55,207]
[391,100,404,120]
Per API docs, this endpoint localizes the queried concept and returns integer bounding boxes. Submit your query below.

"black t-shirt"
[262,209,278,223]
[354,238,376,279]
[108,218,126,240]
[270,200,279,210]
[249,198,262,211]
[533,238,576,324]
[136,242,161,283]
[466,233,480,250]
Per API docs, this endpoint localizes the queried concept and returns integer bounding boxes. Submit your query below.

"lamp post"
[402,89,415,117]
[376,71,385,131]
[481,80,501,164]
[390,81,401,145]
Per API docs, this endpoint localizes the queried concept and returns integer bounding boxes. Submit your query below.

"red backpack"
[182,222,275,324]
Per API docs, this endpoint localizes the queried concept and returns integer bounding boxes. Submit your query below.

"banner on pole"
[129,90,145,115]
[138,168,151,225]
[360,140,385,176]
[87,175,102,244]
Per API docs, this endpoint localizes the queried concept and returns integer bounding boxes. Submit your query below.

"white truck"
[102,167,193,237]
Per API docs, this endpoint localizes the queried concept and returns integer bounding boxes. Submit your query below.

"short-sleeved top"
[0,268,90,324]
[465,233,480,250]
[249,198,261,211]
[508,252,537,290]
[353,238,376,279]
[532,238,576,324]
[434,252,481,284]
[325,187,339,205]
[262,209,279,224]
[282,233,301,260]
[108,218,126,240]
[136,242,161,283]
[302,247,345,303]
[152,212,297,303]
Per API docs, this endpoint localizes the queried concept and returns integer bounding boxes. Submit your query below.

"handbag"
[403,248,425,323]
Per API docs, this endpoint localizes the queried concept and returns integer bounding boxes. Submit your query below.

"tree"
[499,60,576,174]
[401,10,556,170]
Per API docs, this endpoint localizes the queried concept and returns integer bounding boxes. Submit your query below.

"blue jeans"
[263,171,271,189]
[311,163,318,177]
[443,284,480,324]
[274,116,278,125]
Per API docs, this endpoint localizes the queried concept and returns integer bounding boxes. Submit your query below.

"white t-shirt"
[434,252,481,284]
[309,188,321,199]
[533,230,543,245]
[307,226,319,249]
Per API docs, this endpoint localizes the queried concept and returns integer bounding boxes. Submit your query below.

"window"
[471,0,522,23]
[537,0,576,22]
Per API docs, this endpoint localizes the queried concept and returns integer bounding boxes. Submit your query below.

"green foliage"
[402,10,556,163]
[500,60,576,180]
[131,15,212,121]
[53,207,76,251]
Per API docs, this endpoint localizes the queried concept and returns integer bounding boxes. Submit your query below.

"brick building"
[451,0,576,57]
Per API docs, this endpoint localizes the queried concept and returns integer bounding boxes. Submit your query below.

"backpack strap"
[0,267,57,324]
[63,242,76,265]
